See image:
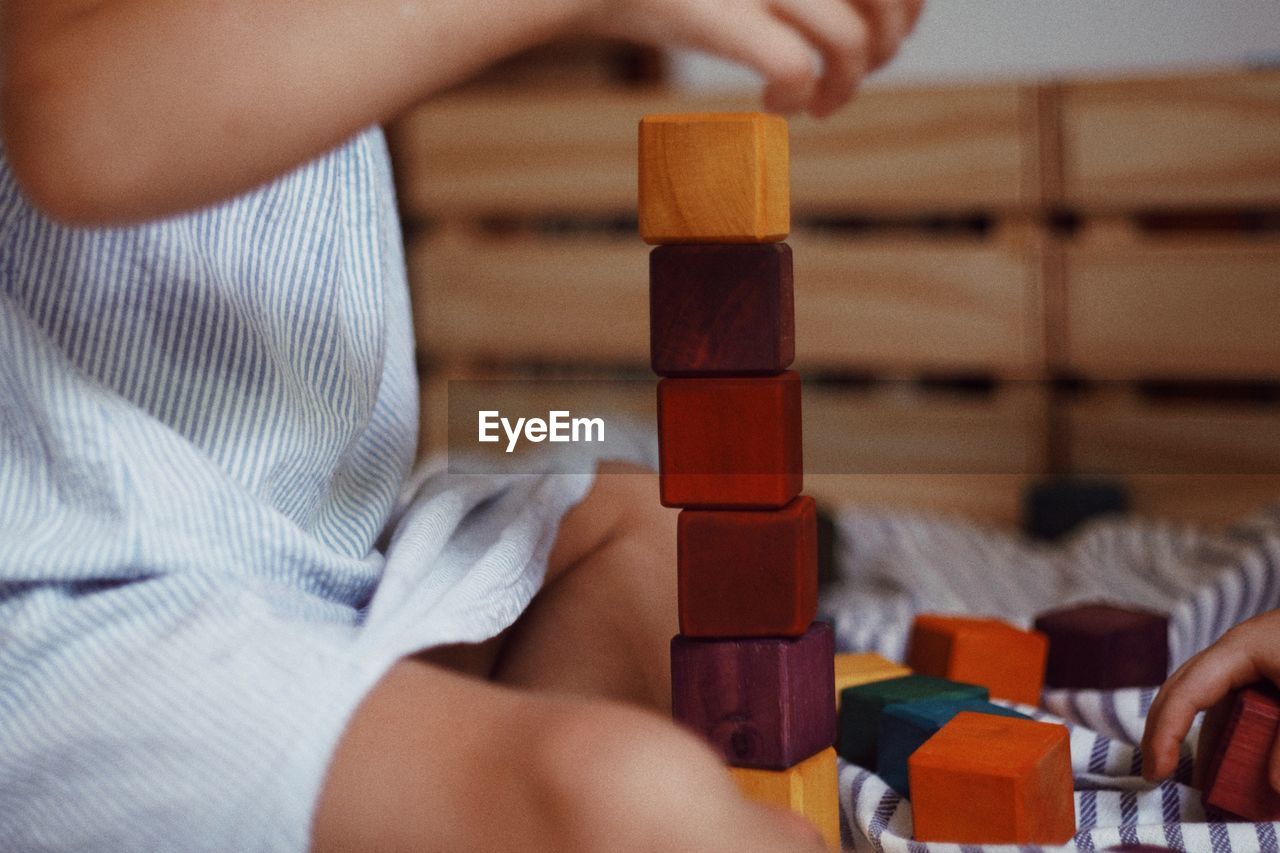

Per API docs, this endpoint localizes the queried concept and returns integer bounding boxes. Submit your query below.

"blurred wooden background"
[388,46,1280,527]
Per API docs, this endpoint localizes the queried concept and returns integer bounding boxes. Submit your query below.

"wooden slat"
[1068,391,1280,476]
[1060,70,1280,210]
[1067,390,1280,524]
[805,384,1048,478]
[1063,237,1280,379]
[388,83,1040,220]
[804,381,1043,524]
[409,230,1044,376]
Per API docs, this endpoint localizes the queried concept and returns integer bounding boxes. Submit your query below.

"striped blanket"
[821,502,1280,852]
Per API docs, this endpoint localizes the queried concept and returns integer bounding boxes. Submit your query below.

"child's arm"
[1142,609,1280,788]
[1,0,922,225]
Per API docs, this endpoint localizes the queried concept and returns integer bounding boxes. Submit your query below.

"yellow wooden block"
[730,748,841,852]
[834,653,912,708]
[638,113,789,244]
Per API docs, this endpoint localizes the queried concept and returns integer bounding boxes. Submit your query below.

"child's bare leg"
[311,658,824,852]
[492,460,679,709]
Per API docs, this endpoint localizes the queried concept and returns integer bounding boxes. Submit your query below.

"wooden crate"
[1060,232,1280,380]
[408,228,1044,377]
[1058,70,1280,210]
[389,83,1042,222]
[1067,389,1280,523]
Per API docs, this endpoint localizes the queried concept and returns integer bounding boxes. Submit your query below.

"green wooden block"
[837,674,987,768]
[877,697,1031,797]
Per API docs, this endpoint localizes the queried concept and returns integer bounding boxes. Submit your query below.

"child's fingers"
[771,0,869,117]
[1141,632,1262,781]
[849,0,910,71]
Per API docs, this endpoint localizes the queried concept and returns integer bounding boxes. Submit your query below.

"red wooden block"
[650,244,794,377]
[1200,683,1280,820]
[678,496,817,637]
[658,373,802,509]
[671,622,836,770]
[907,614,1048,706]
[1033,602,1168,689]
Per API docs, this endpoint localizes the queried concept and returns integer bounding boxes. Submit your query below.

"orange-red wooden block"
[907,614,1048,706]
[730,747,841,852]
[908,711,1076,844]
[678,496,816,637]
[1199,683,1280,820]
[649,244,794,377]
[638,113,789,245]
[657,373,802,509]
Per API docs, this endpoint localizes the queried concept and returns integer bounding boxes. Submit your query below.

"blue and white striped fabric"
[0,131,597,850]
[822,504,1280,852]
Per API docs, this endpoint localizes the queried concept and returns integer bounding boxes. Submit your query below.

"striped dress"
[0,129,597,850]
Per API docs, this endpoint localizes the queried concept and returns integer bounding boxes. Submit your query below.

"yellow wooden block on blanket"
[730,747,841,852]
[834,652,912,709]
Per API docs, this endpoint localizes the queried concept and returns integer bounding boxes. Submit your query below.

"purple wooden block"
[650,244,794,377]
[671,622,835,770]
[1033,602,1168,689]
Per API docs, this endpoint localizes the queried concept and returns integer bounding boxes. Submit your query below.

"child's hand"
[1142,609,1280,787]
[582,0,925,117]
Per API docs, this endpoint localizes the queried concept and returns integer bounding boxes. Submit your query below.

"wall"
[671,0,1280,90]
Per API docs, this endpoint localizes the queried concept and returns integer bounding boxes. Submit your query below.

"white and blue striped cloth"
[823,504,1280,852]
[0,131,598,850]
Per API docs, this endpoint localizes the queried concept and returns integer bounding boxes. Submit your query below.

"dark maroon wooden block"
[1201,682,1280,821]
[1033,602,1168,689]
[671,622,836,770]
[650,244,794,377]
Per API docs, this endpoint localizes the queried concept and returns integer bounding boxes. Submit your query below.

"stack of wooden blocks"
[638,113,839,850]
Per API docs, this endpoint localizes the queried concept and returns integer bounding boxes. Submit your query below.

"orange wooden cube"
[908,711,1076,844]
[834,653,912,709]
[638,113,789,244]
[907,614,1048,706]
[730,748,841,852]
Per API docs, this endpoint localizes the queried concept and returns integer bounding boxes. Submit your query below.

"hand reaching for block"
[1142,608,1280,801]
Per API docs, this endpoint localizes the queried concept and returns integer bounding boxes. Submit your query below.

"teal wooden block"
[876,697,1031,797]
[837,675,987,768]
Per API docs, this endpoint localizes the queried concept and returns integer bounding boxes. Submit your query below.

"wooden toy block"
[1199,682,1280,820]
[907,614,1048,705]
[649,244,794,377]
[1033,602,1169,689]
[638,113,789,245]
[678,497,817,638]
[837,674,987,768]
[657,373,802,509]
[833,653,911,709]
[730,747,841,852]
[671,623,835,770]
[876,696,1031,797]
[908,711,1076,844]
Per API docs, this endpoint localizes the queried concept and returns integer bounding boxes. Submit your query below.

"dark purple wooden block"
[671,622,835,770]
[1033,602,1168,689]
[650,244,794,377]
